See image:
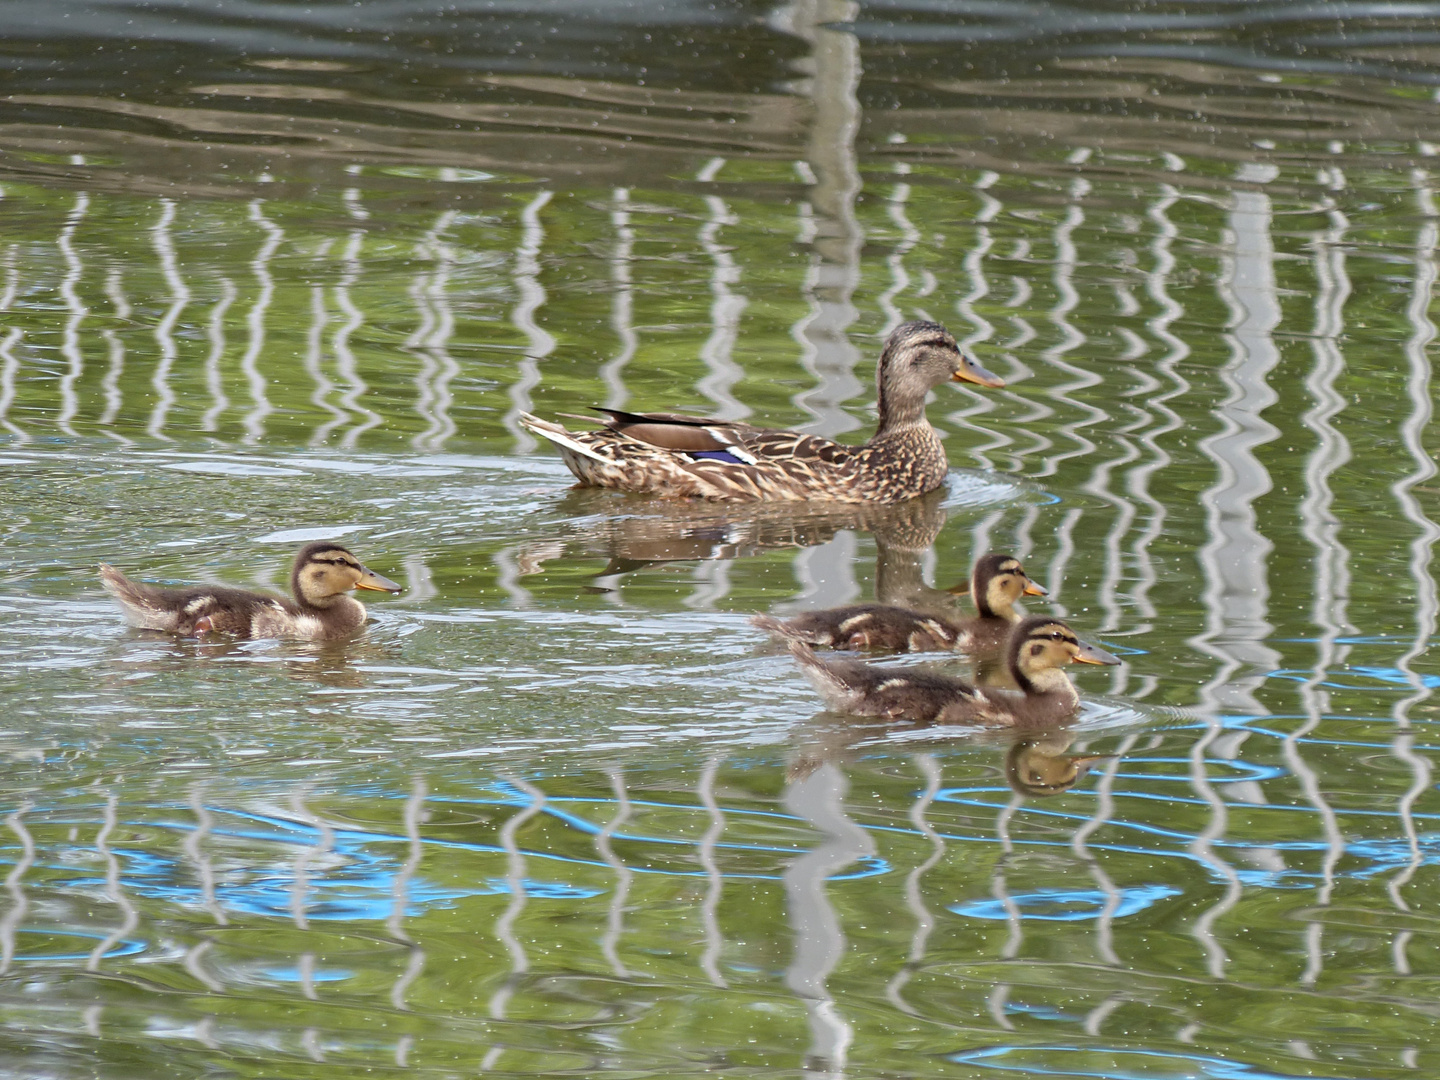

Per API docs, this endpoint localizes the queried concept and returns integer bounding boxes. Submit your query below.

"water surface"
[4,1,1440,1077]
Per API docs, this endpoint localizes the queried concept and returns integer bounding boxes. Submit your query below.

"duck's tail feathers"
[518,413,608,464]
[99,564,179,631]
[751,613,803,643]
[787,640,865,711]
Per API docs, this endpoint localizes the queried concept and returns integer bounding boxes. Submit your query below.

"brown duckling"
[519,320,1004,503]
[751,552,1045,653]
[786,616,1119,727]
[100,541,401,641]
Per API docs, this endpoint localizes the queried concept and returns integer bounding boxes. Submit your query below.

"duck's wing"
[592,408,858,467]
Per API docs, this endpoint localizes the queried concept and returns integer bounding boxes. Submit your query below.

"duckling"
[785,616,1119,727]
[751,552,1045,654]
[99,541,401,641]
[518,320,1004,503]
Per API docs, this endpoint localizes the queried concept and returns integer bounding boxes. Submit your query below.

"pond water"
[5,0,1440,1076]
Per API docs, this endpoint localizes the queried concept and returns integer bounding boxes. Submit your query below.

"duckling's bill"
[952,353,1005,389]
[355,567,403,593]
[1022,578,1048,597]
[1074,640,1120,665]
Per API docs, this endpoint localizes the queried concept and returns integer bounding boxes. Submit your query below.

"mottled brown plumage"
[786,616,1119,727]
[519,320,1003,503]
[751,553,1045,653]
[99,542,402,641]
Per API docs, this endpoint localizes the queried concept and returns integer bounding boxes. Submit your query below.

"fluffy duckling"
[751,553,1045,654]
[519,320,1004,503]
[99,541,401,641]
[786,616,1119,727]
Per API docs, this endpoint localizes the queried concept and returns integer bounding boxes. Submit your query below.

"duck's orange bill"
[1022,578,1048,597]
[952,353,1005,389]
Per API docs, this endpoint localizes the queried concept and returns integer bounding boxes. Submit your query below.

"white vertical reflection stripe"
[1386,170,1440,929]
[242,201,282,444]
[698,755,728,988]
[335,230,381,449]
[782,760,868,1074]
[99,268,133,443]
[56,192,89,438]
[409,210,460,452]
[506,190,557,452]
[86,793,138,971]
[1292,194,1352,986]
[390,776,427,1010]
[1129,185,1191,652]
[148,198,188,441]
[0,802,31,975]
[305,282,347,446]
[1188,167,1285,977]
[200,278,235,435]
[697,187,749,421]
[877,165,919,334]
[596,769,633,978]
[0,327,27,443]
[602,188,638,411]
[946,171,1009,471]
[884,752,943,1014]
[484,773,547,1072]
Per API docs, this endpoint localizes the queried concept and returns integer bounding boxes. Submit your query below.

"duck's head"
[879,321,1005,401]
[291,542,402,608]
[1008,615,1120,693]
[952,552,1047,619]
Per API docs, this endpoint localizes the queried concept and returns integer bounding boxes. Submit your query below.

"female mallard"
[518,320,1003,503]
[99,541,401,641]
[751,552,1045,653]
[786,616,1119,727]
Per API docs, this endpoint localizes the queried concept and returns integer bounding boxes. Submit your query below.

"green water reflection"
[4,1,1440,1077]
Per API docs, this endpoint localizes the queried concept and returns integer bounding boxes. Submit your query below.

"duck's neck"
[873,357,931,439]
[1013,664,1077,704]
[973,576,997,619]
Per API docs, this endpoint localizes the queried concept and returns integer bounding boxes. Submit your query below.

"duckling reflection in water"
[1006,734,1114,797]
[100,541,401,641]
[752,552,1045,654]
[786,616,1119,727]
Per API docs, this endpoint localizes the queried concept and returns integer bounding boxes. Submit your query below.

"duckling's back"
[99,564,291,638]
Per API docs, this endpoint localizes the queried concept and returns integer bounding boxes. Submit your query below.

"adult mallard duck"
[518,320,1003,503]
[785,616,1119,727]
[99,541,401,641]
[750,552,1045,653]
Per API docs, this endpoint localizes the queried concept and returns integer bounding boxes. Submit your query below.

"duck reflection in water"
[1005,733,1115,797]
[500,485,948,594]
[788,716,1116,800]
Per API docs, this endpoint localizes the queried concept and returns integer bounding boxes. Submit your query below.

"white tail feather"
[518,413,608,463]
